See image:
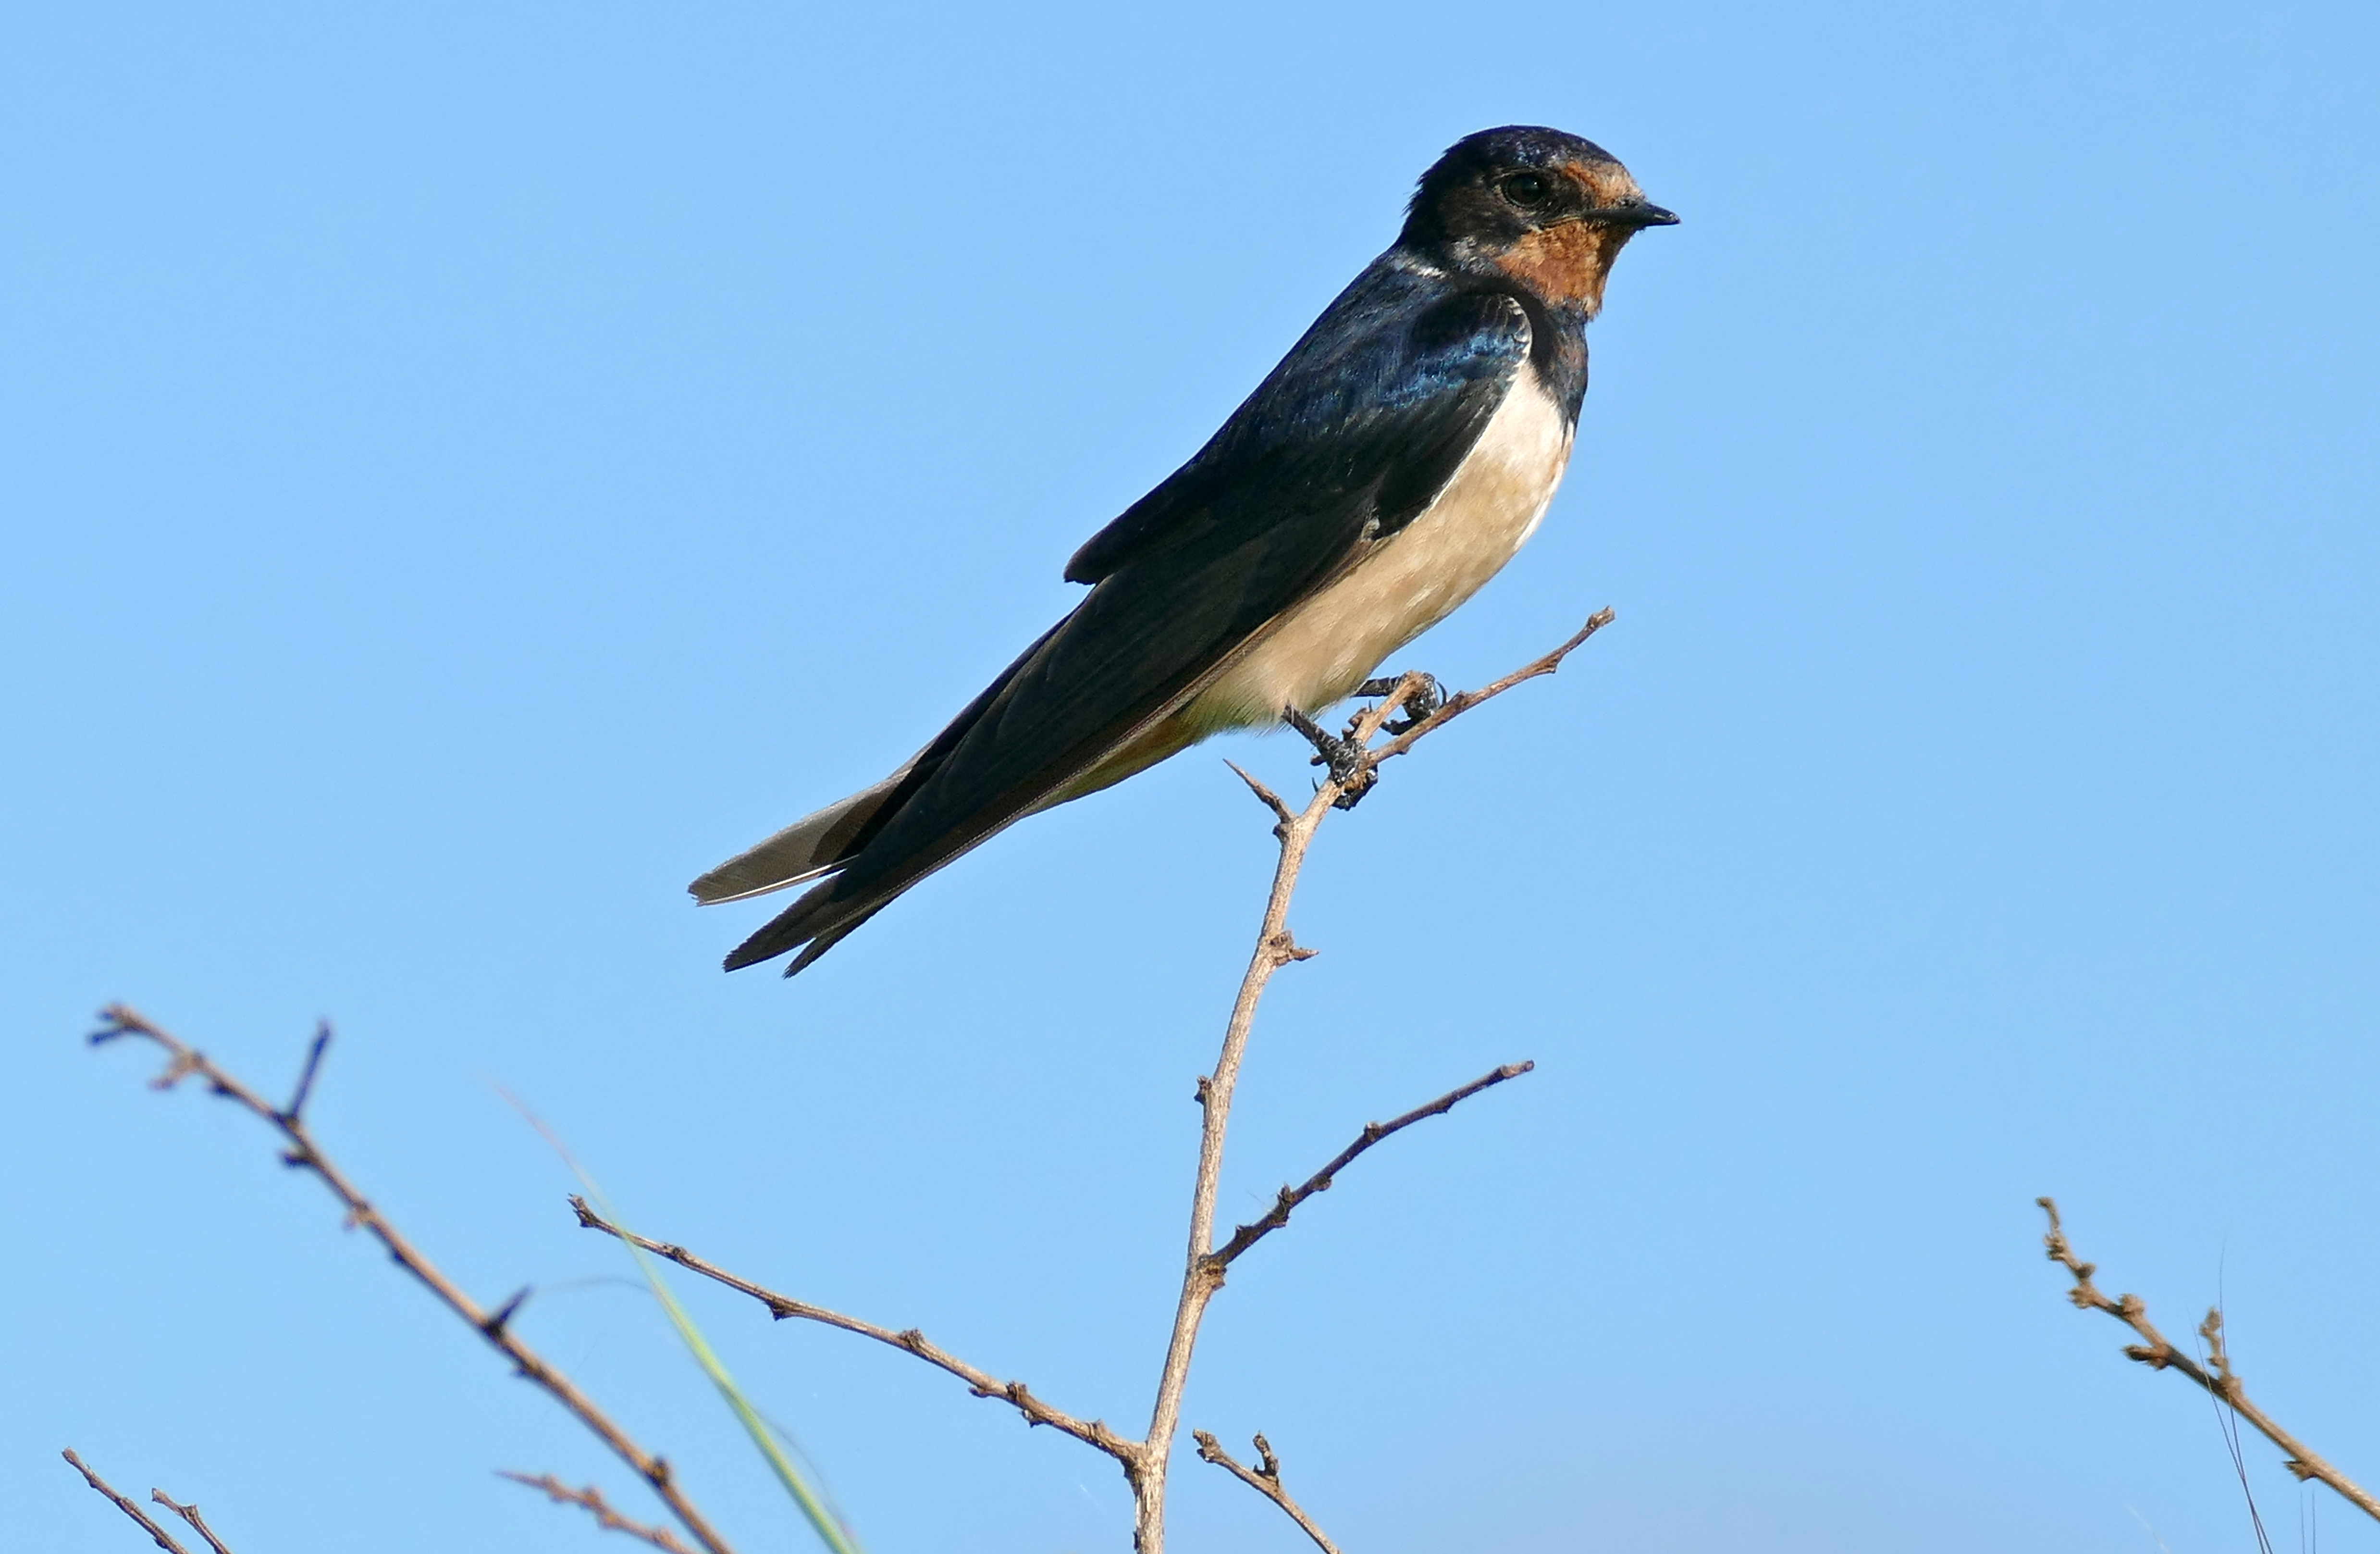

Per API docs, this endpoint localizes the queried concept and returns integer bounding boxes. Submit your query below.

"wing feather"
[727,266,1532,972]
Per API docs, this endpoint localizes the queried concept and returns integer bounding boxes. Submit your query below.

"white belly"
[1184,364,1574,731]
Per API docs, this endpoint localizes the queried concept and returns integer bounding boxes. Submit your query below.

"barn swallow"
[695,125,1675,975]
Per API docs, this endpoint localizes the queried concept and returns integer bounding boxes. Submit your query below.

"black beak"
[1593,199,1679,229]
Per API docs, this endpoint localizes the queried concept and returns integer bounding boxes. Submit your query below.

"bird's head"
[1401,126,1677,317]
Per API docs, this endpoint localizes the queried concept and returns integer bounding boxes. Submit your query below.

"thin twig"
[567,614,1611,1554]
[1211,1061,1533,1270]
[500,1471,699,1554]
[1191,1432,1341,1554]
[1134,685,1397,1545]
[1223,760,1296,830]
[88,1007,740,1554]
[149,1491,236,1554]
[569,1197,1137,1465]
[2038,1197,2380,1522]
[60,1451,191,1554]
[282,1020,330,1122]
[1361,608,1615,772]
[1135,613,1613,1553]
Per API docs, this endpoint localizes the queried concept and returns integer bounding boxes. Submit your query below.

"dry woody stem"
[570,1196,1138,1462]
[61,1451,198,1554]
[572,610,1613,1554]
[1191,1431,1341,1554]
[2038,1196,2380,1522]
[88,609,1612,1554]
[1208,1060,1533,1270]
[500,1471,700,1554]
[86,1006,740,1554]
[148,1491,237,1554]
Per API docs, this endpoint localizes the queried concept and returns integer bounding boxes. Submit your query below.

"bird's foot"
[1284,705,1378,809]
[1354,671,1445,734]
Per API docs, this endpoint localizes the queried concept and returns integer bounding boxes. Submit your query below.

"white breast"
[1184,364,1574,732]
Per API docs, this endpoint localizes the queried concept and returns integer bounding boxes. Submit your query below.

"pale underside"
[689,364,1574,906]
[1043,362,1574,803]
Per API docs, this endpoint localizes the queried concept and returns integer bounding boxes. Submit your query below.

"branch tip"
[483,1284,532,1337]
[1223,759,1296,826]
[1210,1058,1537,1269]
[281,1021,332,1122]
[149,1490,236,1554]
[62,1449,196,1554]
[2038,1195,2380,1524]
[1189,1430,1341,1554]
[503,1470,698,1554]
[88,1009,742,1554]
[562,1199,1135,1462]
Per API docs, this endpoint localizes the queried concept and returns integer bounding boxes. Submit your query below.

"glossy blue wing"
[726,267,1531,971]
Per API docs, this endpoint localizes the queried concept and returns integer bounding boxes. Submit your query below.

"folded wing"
[713,264,1533,974]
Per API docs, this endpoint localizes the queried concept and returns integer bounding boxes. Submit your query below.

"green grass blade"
[602,1189,865,1554]
[505,1092,865,1554]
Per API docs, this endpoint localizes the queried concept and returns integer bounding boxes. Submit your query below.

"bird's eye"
[1498,172,1553,209]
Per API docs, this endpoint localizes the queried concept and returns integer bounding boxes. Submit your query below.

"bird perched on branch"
[695,125,1675,975]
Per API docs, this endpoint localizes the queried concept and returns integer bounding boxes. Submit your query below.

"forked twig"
[564,612,1610,1554]
[500,1471,699,1553]
[1224,760,1297,830]
[569,1196,1137,1464]
[86,609,1611,1554]
[87,1007,739,1554]
[1361,608,1615,771]
[2038,1197,2380,1522]
[60,1450,193,1554]
[1136,611,1612,1551]
[1191,1431,1341,1554]
[1211,1060,1533,1270]
[149,1491,236,1554]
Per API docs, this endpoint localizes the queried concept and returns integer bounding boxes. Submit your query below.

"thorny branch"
[569,1197,1138,1463]
[1192,1432,1341,1554]
[500,1471,699,1554]
[61,1451,195,1554]
[2038,1196,2380,1522]
[1210,1061,1534,1270]
[86,1006,740,1554]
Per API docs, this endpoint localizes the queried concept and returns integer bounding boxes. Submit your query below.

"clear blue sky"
[8,4,2378,1551]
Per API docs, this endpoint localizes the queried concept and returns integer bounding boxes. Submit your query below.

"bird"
[693,124,1675,976]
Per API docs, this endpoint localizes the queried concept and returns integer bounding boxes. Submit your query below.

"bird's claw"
[1355,671,1446,733]
[1282,705,1377,808]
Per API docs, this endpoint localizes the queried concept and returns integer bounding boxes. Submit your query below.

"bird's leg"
[1282,704,1378,808]
[1354,671,1446,733]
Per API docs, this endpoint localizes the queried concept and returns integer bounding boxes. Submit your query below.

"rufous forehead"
[1557,160,1639,205]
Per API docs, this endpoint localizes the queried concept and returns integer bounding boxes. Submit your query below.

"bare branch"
[1136,615,1614,1553]
[1361,608,1615,773]
[500,1471,699,1554]
[60,1450,191,1554]
[1211,1061,1533,1269]
[281,1021,331,1123]
[1191,1431,1341,1554]
[81,606,1615,1554]
[87,1007,740,1554]
[2038,1196,2380,1522]
[1223,759,1297,829]
[568,1196,1139,1466]
[148,1491,236,1554]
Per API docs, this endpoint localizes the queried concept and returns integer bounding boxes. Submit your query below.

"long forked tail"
[687,761,917,907]
[719,884,890,975]
[698,775,913,975]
